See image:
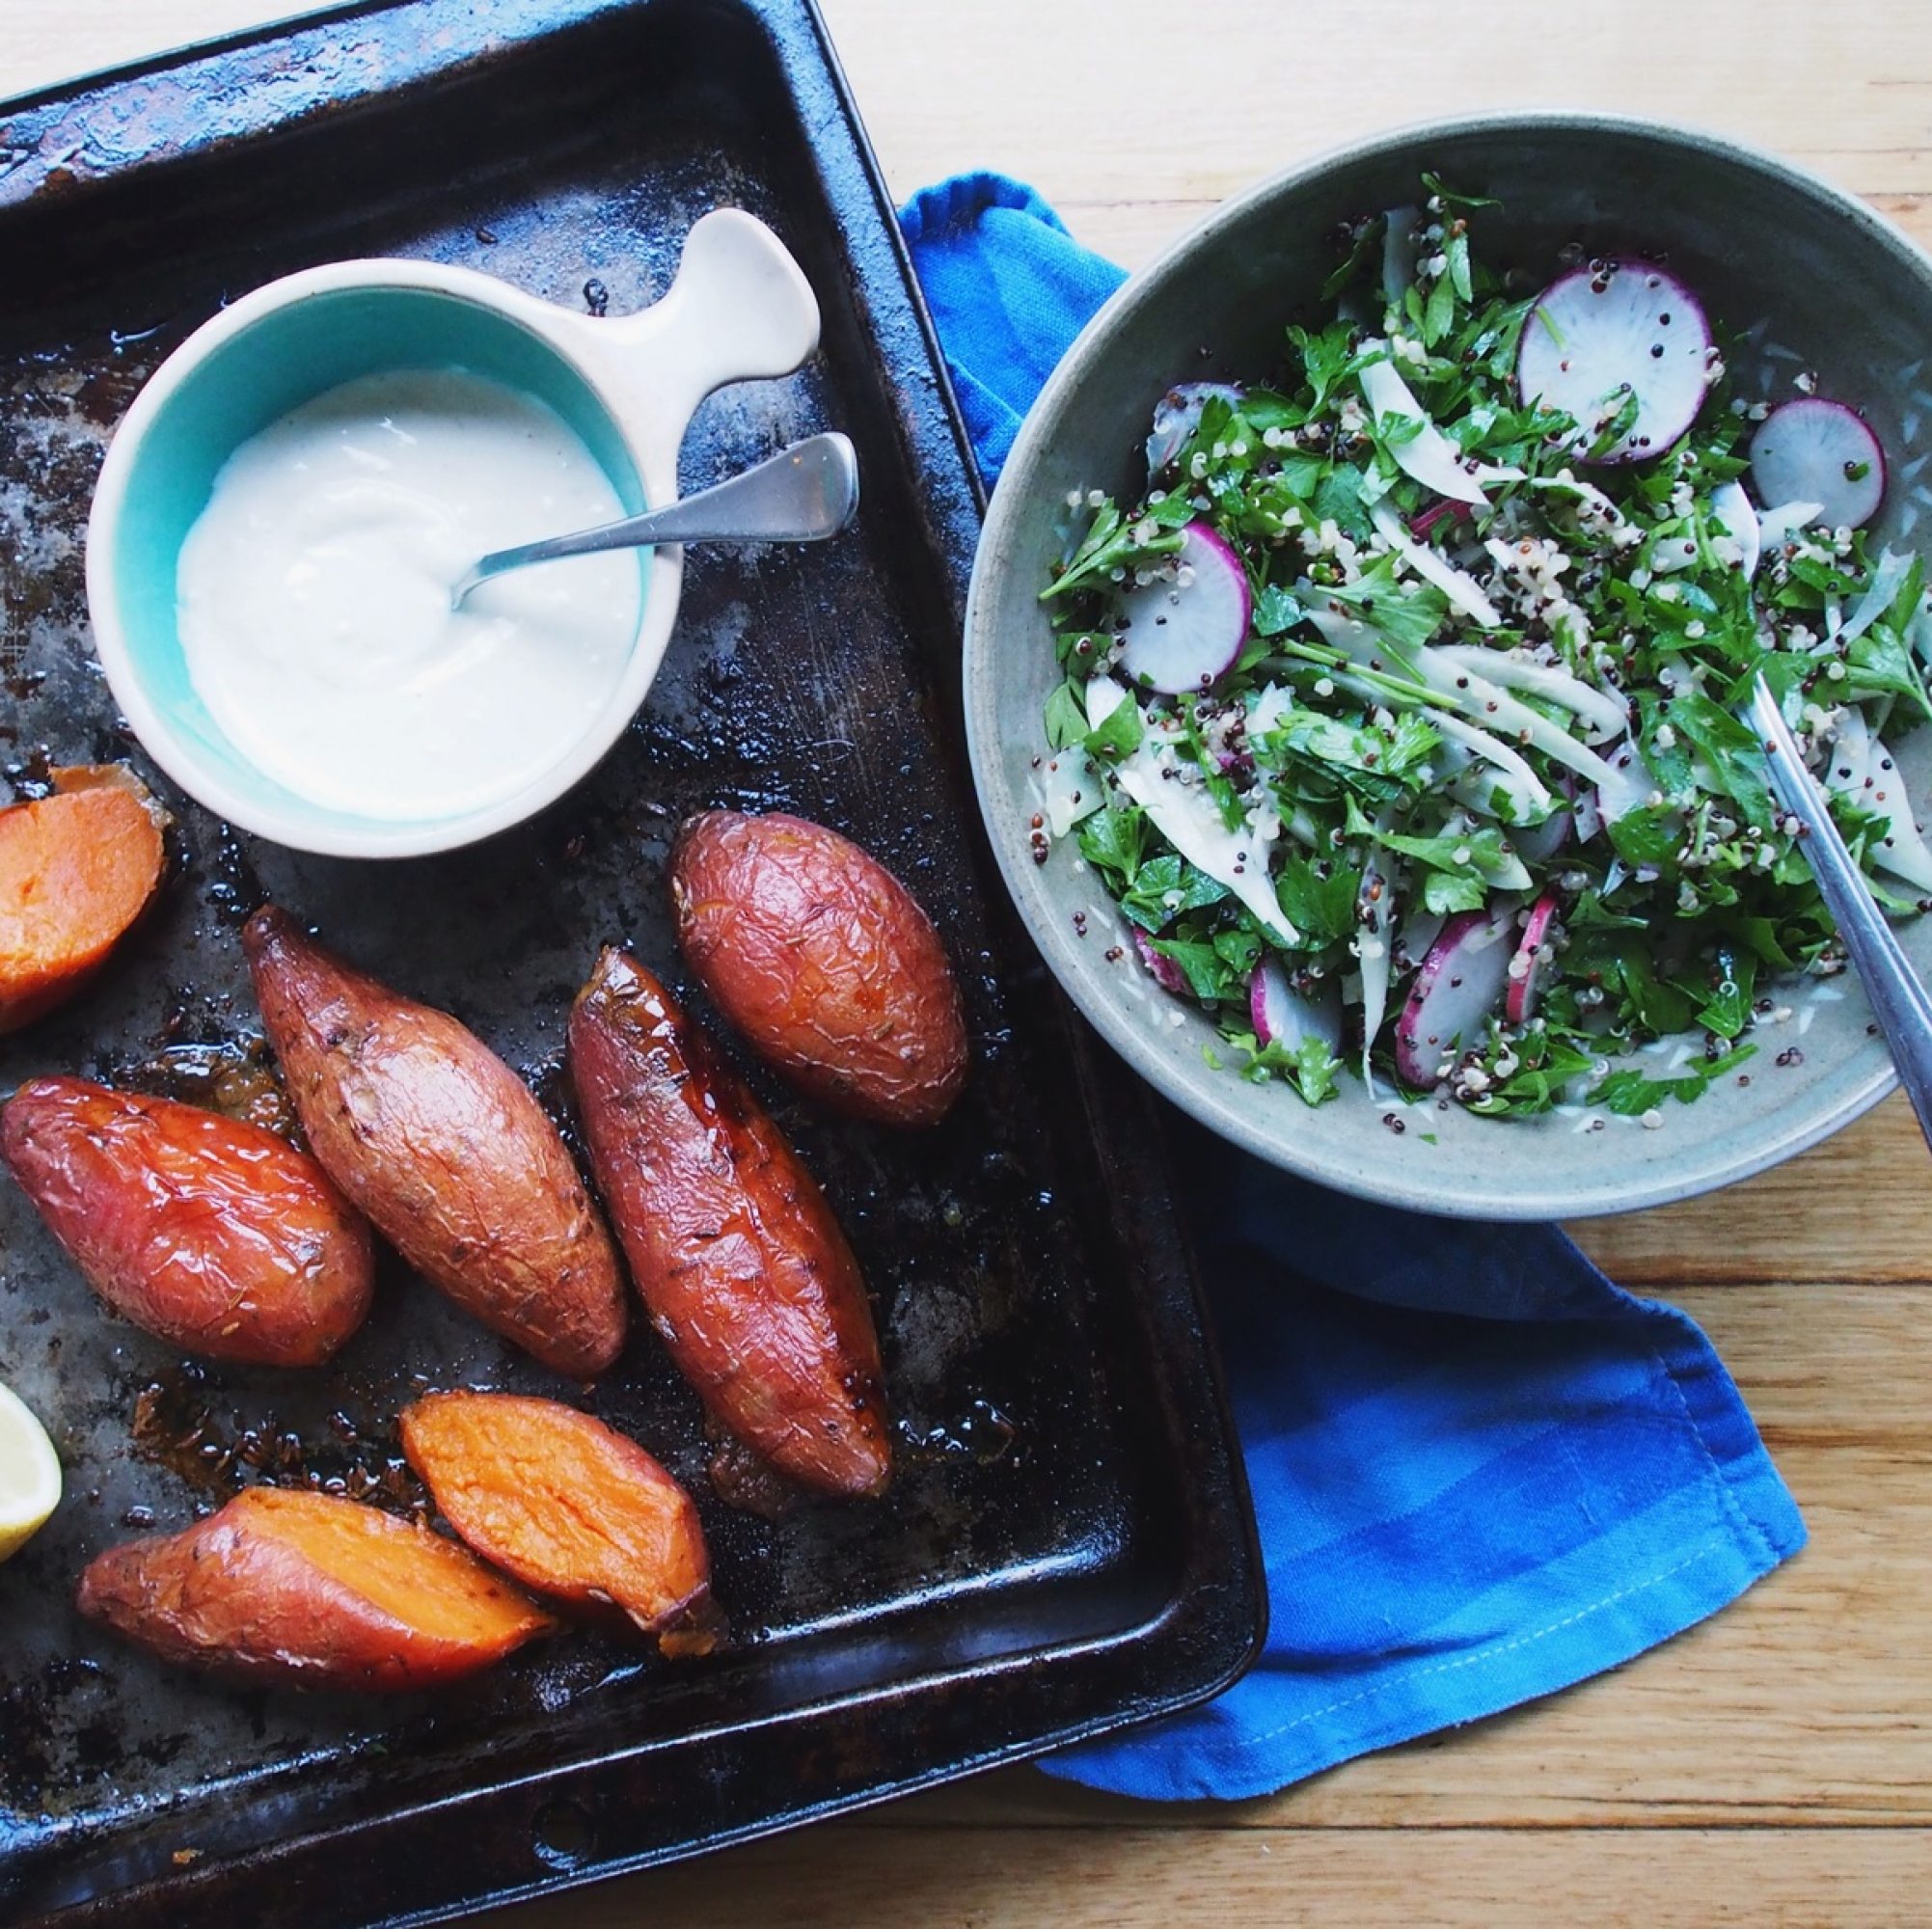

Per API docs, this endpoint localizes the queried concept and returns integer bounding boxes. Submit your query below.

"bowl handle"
[574,208,820,470]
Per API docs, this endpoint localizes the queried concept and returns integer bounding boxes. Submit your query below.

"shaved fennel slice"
[1369,499,1501,626]
[1111,739,1299,945]
[1357,353,1490,506]
[1429,643,1629,743]
[1828,705,1932,892]
[1302,603,1633,801]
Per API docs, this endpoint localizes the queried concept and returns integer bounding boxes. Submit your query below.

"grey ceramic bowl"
[964,112,1932,1220]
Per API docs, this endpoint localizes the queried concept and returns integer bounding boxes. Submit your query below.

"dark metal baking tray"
[0,2,1264,1920]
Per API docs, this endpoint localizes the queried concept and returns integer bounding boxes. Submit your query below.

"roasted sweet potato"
[400,1392,713,1640]
[0,765,166,1032]
[76,1486,553,1690]
[242,908,625,1378]
[568,947,890,1498]
[670,810,967,1127]
[0,1075,373,1367]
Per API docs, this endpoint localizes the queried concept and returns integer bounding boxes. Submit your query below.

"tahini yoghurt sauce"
[177,367,641,821]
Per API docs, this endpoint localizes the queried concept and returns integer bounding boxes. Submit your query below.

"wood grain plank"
[1574,1095,1932,1285]
[498,1825,1932,1927]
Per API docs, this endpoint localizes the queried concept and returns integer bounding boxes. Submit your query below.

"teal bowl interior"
[107,285,649,835]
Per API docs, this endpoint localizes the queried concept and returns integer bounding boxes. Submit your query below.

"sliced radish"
[1393,906,1516,1086]
[1395,907,1444,974]
[1132,929,1189,997]
[1250,957,1343,1052]
[1431,640,1629,743]
[1358,353,1489,505]
[1710,478,1761,580]
[1409,498,1472,541]
[1370,499,1502,626]
[1749,398,1886,529]
[1516,259,1713,464]
[1146,382,1244,476]
[1505,892,1562,1024]
[1112,733,1297,945]
[1116,521,1252,695]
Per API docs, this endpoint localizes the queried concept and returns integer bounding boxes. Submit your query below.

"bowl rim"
[964,108,1932,1220]
[83,257,687,861]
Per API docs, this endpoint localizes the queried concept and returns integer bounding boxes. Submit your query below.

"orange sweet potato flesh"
[670,810,967,1127]
[76,1486,553,1690]
[400,1392,713,1639]
[243,908,626,1378]
[1,1075,373,1366]
[0,767,165,1032]
[568,947,891,1498]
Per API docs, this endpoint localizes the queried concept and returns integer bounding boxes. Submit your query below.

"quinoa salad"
[1031,178,1932,1121]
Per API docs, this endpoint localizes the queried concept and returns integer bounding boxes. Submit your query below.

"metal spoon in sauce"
[449,431,858,609]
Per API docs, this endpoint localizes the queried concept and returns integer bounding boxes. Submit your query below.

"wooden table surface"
[8,2,1932,1921]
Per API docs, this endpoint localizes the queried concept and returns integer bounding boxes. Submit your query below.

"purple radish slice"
[1749,398,1886,529]
[1116,521,1251,695]
[1409,497,1472,541]
[1250,958,1343,1053]
[1710,478,1761,580]
[1516,259,1712,464]
[1145,382,1244,475]
[1505,893,1562,1025]
[1393,905,1515,1087]
[1133,929,1189,997]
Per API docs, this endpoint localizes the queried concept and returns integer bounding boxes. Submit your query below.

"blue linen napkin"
[898,172,1807,1802]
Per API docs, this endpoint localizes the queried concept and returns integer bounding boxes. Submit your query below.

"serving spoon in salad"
[449,432,858,609]
[1750,669,1932,1148]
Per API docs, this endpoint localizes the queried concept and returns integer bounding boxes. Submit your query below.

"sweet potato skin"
[0,765,166,1032]
[670,811,967,1127]
[400,1392,713,1638]
[75,1487,553,1690]
[242,908,625,1378]
[0,1075,373,1366]
[568,947,890,1498]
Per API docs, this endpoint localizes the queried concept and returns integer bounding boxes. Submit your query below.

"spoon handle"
[1750,670,1932,1145]
[453,432,858,604]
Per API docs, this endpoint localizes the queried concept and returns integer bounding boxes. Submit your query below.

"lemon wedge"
[0,1382,61,1562]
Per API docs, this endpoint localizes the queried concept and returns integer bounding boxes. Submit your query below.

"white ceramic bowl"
[965,114,1932,1219]
[85,208,819,858]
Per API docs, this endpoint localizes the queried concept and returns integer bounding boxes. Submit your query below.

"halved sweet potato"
[400,1392,713,1642]
[76,1486,553,1690]
[0,765,166,1032]
[670,810,968,1127]
[242,908,626,1378]
[568,946,890,1499]
[0,1074,373,1366]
